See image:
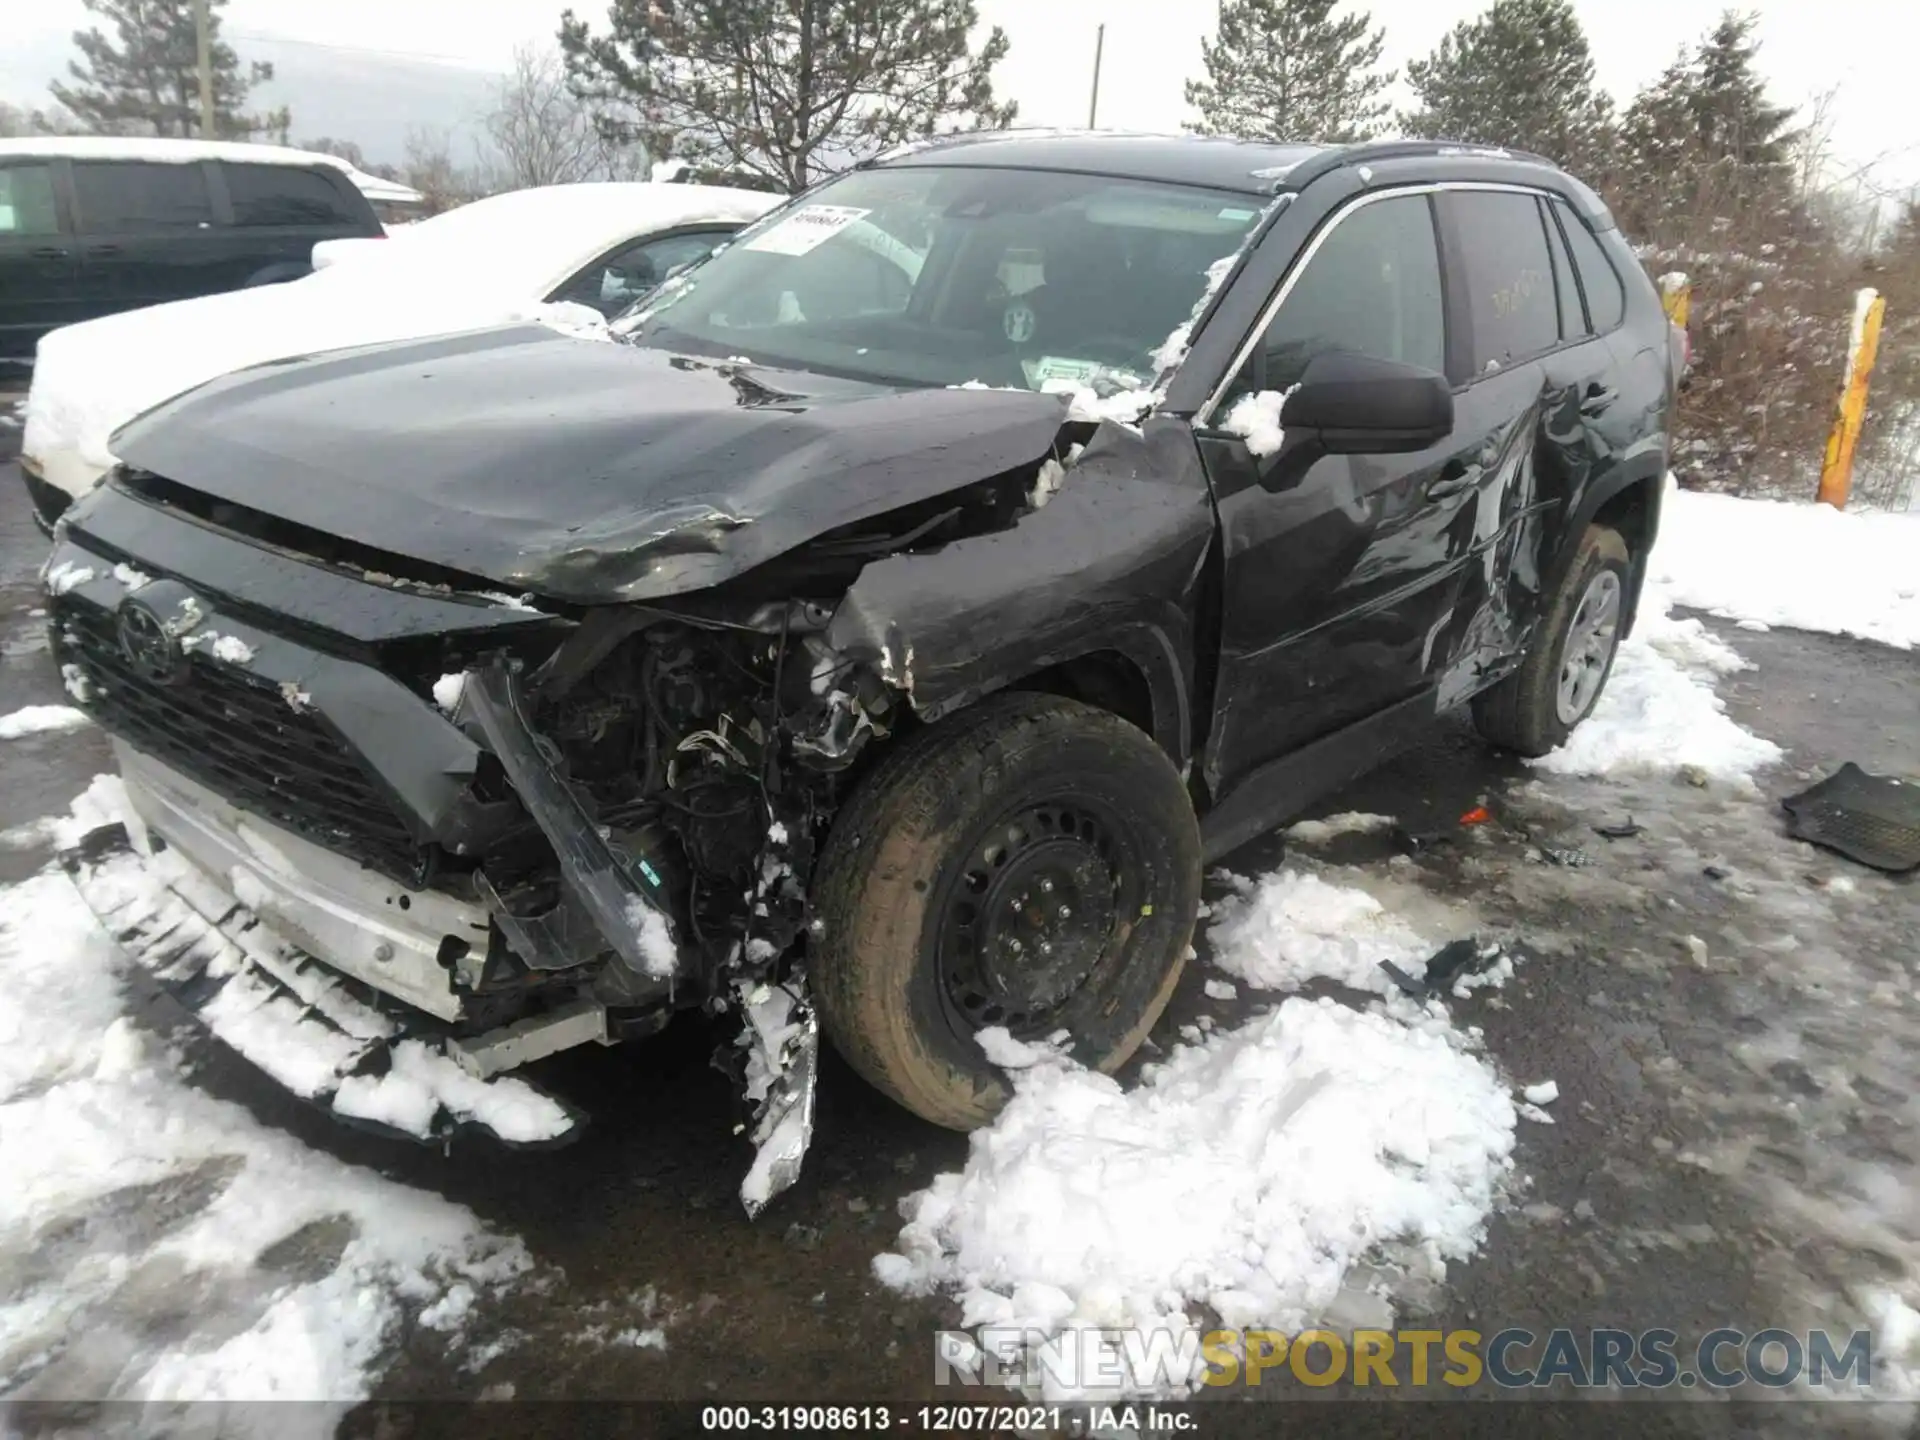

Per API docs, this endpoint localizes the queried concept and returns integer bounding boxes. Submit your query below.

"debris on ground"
[1593,817,1645,840]
[1780,763,1920,873]
[1536,844,1593,868]
[1460,805,1493,826]
[1379,937,1507,999]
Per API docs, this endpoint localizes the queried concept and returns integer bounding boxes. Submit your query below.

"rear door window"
[72,161,215,232]
[1554,200,1627,332]
[1449,190,1559,372]
[1541,197,1587,340]
[0,164,60,235]
[223,164,362,227]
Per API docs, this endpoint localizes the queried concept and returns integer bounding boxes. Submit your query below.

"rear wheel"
[811,693,1200,1130]
[1472,524,1631,757]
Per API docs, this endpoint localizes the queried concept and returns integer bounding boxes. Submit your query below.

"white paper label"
[743,205,872,256]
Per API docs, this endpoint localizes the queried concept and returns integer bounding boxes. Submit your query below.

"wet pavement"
[0,472,1915,1436]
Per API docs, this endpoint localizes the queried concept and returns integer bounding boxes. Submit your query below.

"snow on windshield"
[626,166,1265,397]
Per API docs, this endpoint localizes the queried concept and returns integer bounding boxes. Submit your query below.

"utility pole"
[1087,23,1105,129]
[193,0,214,138]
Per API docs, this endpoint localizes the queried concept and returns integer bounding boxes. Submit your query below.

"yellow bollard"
[1659,272,1691,331]
[1817,288,1886,510]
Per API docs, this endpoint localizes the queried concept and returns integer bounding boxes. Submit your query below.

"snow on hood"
[22,182,779,492]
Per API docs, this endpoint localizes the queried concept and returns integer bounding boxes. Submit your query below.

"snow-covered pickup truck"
[45,132,1676,1213]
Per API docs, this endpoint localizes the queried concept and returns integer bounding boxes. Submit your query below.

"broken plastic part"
[463,661,683,991]
[736,971,819,1218]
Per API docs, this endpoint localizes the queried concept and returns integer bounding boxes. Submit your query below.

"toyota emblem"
[116,597,185,684]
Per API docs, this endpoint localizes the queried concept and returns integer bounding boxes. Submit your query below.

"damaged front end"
[45,478,909,1213]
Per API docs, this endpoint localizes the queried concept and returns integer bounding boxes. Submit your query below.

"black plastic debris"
[1594,817,1644,840]
[1392,825,1450,856]
[1538,844,1593,868]
[1781,763,1920,873]
[1703,864,1731,881]
[1379,938,1503,998]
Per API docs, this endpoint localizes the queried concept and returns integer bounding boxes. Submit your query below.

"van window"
[72,161,215,232]
[0,164,59,236]
[1555,200,1627,332]
[224,164,363,227]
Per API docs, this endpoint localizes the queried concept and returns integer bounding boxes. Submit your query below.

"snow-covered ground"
[870,477,1919,1401]
[0,865,532,1414]
[1654,487,1920,651]
[0,479,1912,1407]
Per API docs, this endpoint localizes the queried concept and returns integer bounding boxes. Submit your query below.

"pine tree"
[1399,0,1613,171]
[559,0,1015,194]
[1617,11,1798,228]
[1185,0,1393,145]
[50,0,286,140]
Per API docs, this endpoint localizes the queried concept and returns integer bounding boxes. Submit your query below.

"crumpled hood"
[110,325,1075,604]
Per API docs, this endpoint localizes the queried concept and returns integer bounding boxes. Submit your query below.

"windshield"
[618,165,1263,392]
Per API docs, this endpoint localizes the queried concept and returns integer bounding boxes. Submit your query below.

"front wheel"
[810,693,1201,1130]
[1472,524,1631,757]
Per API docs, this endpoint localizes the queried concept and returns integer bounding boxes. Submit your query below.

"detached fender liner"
[60,820,584,1149]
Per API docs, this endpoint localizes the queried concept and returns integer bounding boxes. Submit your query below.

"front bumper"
[59,765,583,1145]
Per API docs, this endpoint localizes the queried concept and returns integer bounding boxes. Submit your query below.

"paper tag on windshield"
[1028,355,1101,387]
[744,205,872,256]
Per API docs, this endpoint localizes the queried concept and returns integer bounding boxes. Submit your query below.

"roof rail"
[1274,138,1559,193]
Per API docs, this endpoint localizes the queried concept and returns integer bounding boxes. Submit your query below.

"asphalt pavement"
[0,469,1914,1438]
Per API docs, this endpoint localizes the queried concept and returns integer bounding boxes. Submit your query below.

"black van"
[0,138,383,367]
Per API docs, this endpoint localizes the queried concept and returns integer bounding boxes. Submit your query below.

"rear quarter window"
[1554,200,1627,332]
[1449,190,1559,373]
[222,164,365,227]
[0,164,59,235]
[72,161,215,232]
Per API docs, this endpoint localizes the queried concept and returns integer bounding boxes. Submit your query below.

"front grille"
[53,596,425,882]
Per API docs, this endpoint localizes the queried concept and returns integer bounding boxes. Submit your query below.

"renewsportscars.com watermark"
[936,1326,1881,1393]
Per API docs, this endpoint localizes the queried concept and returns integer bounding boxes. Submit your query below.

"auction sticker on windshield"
[744,205,873,256]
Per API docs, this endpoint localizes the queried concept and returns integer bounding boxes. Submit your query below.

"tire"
[811,692,1201,1130]
[1472,524,1632,757]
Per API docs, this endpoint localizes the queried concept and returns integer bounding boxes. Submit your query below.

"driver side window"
[1240,194,1446,398]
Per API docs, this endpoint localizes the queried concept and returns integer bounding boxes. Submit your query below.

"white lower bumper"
[115,739,486,1022]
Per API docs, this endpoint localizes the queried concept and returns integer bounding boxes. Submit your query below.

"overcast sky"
[7,0,1917,191]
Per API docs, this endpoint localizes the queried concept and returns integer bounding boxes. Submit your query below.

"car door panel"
[1200,426,1482,784]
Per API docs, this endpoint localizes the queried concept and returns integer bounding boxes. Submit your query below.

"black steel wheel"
[811,693,1201,1130]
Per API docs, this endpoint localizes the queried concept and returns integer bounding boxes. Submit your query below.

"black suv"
[0,138,381,366]
[47,134,1674,1209]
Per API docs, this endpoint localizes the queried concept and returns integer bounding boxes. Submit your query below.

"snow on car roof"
[385,181,780,295]
[0,135,422,204]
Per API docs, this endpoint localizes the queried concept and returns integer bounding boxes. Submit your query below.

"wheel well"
[1011,651,1157,744]
[1592,477,1654,557]
[1588,476,1658,634]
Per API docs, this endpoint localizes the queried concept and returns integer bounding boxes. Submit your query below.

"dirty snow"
[432,672,467,714]
[626,898,679,978]
[1203,868,1434,995]
[0,704,92,740]
[1284,811,1396,845]
[0,868,533,1409]
[332,1039,574,1144]
[873,1000,1517,1399]
[1533,581,1782,786]
[43,562,94,596]
[1220,387,1293,456]
[1653,485,1920,650]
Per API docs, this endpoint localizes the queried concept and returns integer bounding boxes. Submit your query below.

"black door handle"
[30,245,70,259]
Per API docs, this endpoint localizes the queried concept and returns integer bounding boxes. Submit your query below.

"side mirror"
[1280,351,1453,455]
